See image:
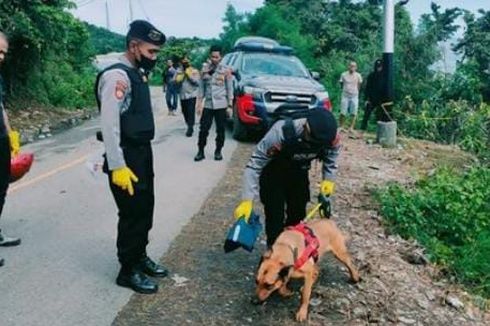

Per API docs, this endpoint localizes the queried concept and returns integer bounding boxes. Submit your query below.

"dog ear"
[279,266,292,280]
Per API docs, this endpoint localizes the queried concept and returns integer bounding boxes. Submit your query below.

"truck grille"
[265,91,315,105]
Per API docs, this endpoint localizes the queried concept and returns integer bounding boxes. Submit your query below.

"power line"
[137,0,151,21]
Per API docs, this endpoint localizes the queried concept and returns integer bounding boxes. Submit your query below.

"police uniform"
[196,61,233,160]
[95,20,167,293]
[241,109,340,246]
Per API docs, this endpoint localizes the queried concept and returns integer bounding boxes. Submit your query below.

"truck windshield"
[241,53,309,78]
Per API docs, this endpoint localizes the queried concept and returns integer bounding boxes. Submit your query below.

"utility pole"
[376,0,409,147]
[129,0,134,22]
[105,0,111,31]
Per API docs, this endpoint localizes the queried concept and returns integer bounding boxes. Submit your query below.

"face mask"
[137,54,157,72]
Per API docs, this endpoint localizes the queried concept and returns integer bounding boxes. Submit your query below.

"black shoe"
[0,230,21,247]
[214,150,223,161]
[116,268,158,294]
[194,150,205,161]
[0,257,4,267]
[139,256,168,278]
[185,127,193,137]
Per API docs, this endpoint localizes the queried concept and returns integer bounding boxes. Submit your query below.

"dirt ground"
[113,133,488,326]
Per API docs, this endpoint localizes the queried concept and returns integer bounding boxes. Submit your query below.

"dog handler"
[95,20,168,294]
[234,108,340,247]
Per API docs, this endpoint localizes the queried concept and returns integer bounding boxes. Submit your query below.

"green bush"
[376,167,490,297]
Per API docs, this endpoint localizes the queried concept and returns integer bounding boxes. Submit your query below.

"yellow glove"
[320,180,335,196]
[175,73,185,83]
[234,200,253,222]
[111,167,139,196]
[8,131,20,157]
[185,67,193,77]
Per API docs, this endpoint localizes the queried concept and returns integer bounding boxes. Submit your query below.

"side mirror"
[311,71,320,81]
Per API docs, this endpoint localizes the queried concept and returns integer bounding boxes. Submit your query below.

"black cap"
[306,108,338,144]
[127,20,166,46]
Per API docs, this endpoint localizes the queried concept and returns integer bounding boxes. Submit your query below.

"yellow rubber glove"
[175,73,185,83]
[234,200,253,222]
[185,67,193,78]
[320,180,336,196]
[111,167,139,196]
[8,131,20,157]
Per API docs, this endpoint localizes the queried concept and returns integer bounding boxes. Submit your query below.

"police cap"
[127,20,166,46]
[307,108,338,144]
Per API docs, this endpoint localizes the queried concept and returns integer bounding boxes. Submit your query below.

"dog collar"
[286,222,320,270]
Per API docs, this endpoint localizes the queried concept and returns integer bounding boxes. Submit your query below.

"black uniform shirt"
[0,75,7,138]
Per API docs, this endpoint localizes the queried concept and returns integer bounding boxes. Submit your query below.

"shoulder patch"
[115,80,128,100]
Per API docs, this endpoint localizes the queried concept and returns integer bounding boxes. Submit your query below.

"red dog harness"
[286,222,320,270]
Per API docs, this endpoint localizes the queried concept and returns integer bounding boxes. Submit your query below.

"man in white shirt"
[339,61,362,131]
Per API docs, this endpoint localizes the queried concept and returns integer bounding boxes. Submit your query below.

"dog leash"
[305,203,322,221]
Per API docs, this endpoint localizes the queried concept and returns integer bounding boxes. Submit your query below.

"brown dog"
[255,219,360,322]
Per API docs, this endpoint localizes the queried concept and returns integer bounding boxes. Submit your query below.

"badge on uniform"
[224,212,263,253]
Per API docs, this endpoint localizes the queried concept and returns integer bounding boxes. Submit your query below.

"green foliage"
[394,98,490,161]
[376,167,490,297]
[85,23,125,55]
[0,0,95,109]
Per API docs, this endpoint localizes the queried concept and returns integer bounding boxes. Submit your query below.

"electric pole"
[129,0,134,22]
[105,0,111,31]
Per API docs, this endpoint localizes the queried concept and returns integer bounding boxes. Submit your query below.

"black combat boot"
[116,267,158,294]
[186,126,193,137]
[0,229,21,247]
[194,148,205,161]
[138,256,168,278]
[214,148,223,161]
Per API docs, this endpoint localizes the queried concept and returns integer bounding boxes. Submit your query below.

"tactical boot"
[214,149,223,161]
[116,267,158,294]
[0,230,21,247]
[185,127,193,137]
[139,256,168,278]
[0,257,4,267]
[194,149,205,162]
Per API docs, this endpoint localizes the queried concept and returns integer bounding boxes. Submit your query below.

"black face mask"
[136,54,157,73]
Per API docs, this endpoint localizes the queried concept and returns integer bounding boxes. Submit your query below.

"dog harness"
[286,222,320,270]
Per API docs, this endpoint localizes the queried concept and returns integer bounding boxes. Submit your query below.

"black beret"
[306,108,338,144]
[127,20,166,46]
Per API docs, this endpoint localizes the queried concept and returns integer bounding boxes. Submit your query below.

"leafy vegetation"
[376,167,490,297]
[85,22,125,55]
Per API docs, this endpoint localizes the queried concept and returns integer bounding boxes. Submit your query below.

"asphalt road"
[0,88,237,326]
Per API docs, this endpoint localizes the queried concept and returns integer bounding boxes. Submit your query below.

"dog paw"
[295,308,308,322]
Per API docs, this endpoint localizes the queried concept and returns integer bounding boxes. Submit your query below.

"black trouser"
[259,159,310,247]
[361,102,377,130]
[165,87,178,111]
[181,98,196,129]
[198,108,227,151]
[107,143,154,271]
[0,136,10,219]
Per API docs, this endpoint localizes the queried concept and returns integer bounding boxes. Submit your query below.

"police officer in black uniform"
[95,21,167,294]
[235,108,340,247]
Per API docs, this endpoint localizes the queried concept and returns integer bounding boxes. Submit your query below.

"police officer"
[234,108,340,247]
[0,32,22,268]
[194,45,233,161]
[174,55,200,137]
[95,21,167,294]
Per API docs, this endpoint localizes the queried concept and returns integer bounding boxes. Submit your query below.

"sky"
[71,0,489,38]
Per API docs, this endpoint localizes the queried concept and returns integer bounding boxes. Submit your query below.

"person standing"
[174,55,200,137]
[339,61,363,131]
[194,45,233,161]
[0,32,22,268]
[163,59,178,115]
[361,59,384,130]
[95,20,168,294]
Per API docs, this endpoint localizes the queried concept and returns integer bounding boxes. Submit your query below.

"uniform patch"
[115,80,128,100]
[267,143,282,157]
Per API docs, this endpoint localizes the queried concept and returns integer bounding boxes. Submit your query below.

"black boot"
[194,148,205,161]
[0,229,21,247]
[186,127,193,137]
[116,267,158,294]
[214,148,223,161]
[138,256,168,278]
[0,257,4,267]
